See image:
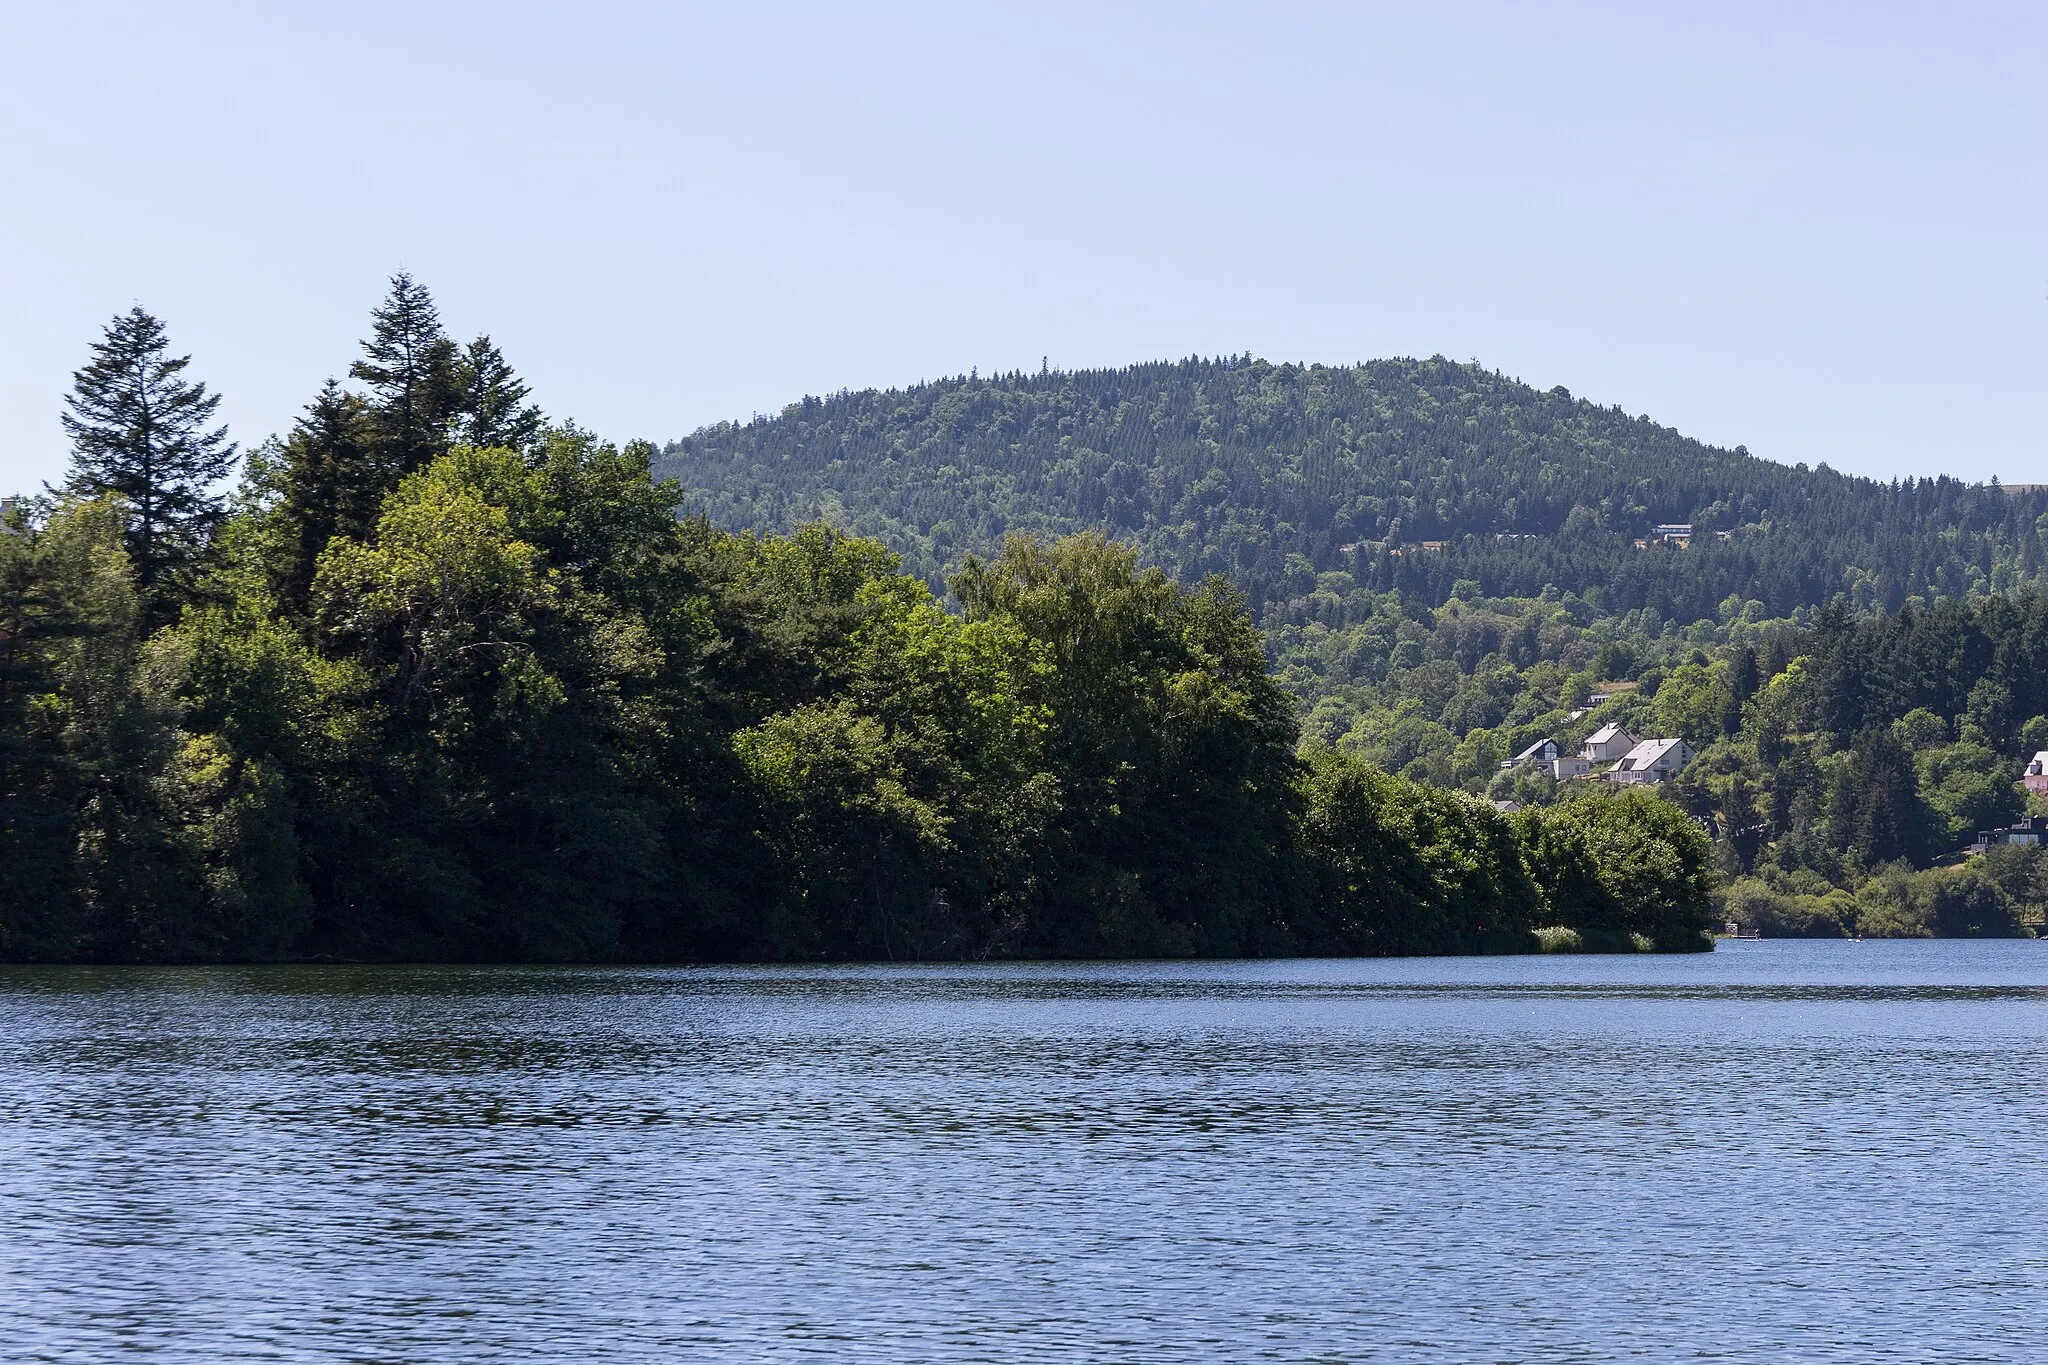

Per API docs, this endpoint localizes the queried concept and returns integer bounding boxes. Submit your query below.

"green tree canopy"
[61,306,234,617]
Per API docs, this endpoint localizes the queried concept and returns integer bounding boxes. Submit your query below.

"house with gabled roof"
[1501,737,1590,781]
[1579,723,1638,763]
[1502,738,1562,771]
[1604,737,1694,786]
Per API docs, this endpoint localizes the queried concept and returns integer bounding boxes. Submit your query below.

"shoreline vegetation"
[0,280,1716,964]
[12,276,2046,961]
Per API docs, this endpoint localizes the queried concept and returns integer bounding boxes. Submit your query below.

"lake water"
[2,942,2046,1362]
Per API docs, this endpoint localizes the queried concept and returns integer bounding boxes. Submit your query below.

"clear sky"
[2,2,2042,492]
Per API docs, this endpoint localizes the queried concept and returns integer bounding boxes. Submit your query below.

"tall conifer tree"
[456,335,545,450]
[275,380,382,612]
[62,306,235,613]
[350,272,459,475]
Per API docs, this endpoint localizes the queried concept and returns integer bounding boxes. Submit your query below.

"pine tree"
[349,272,459,475]
[456,335,545,450]
[1729,642,1760,705]
[1828,727,1932,867]
[275,380,382,612]
[61,306,235,612]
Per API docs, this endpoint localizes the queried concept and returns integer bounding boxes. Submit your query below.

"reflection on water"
[3,942,2046,1362]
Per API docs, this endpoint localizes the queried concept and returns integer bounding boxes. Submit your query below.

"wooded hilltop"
[664,354,2048,938]
[0,280,1713,963]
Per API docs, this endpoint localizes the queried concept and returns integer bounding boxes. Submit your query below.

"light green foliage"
[1914,741,2022,846]
[1263,583,1771,793]
[1653,662,1733,748]
[315,446,562,711]
[1725,859,2028,940]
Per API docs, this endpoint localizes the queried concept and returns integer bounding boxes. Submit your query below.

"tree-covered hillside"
[658,357,2048,623]
[659,356,2048,939]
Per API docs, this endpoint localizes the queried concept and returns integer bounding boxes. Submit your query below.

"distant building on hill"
[1502,737,1590,781]
[1580,723,1639,762]
[1605,737,1694,785]
[2025,751,2048,796]
[1969,817,2048,855]
[1502,738,1562,771]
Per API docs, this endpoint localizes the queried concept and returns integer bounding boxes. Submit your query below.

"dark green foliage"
[733,532,1057,958]
[1518,792,1715,951]
[0,452,1716,962]
[660,357,2048,626]
[0,498,119,954]
[1298,745,1539,954]
[0,498,216,960]
[1827,728,1932,869]
[273,381,384,613]
[0,311,1776,962]
[457,336,546,452]
[1924,871,2018,938]
[62,306,235,617]
[350,272,461,476]
[955,535,1303,956]
[274,279,548,619]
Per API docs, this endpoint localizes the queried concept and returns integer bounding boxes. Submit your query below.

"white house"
[1579,723,1639,763]
[2025,751,2048,796]
[1551,755,1591,780]
[1605,737,1694,785]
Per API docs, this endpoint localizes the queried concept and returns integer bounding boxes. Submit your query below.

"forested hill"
[658,356,2046,622]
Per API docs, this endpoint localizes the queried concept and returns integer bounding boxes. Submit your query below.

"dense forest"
[0,282,1715,963]
[663,362,2048,936]
[659,358,2048,624]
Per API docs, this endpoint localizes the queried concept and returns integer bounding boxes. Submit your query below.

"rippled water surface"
[4,941,2047,1362]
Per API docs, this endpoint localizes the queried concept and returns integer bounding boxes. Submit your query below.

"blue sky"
[2,1,2042,490]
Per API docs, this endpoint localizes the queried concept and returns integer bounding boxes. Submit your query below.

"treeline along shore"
[664,345,2048,941]
[0,279,1713,963]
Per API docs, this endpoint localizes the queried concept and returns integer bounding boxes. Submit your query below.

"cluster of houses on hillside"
[1499,730,2048,855]
[1500,723,1695,787]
